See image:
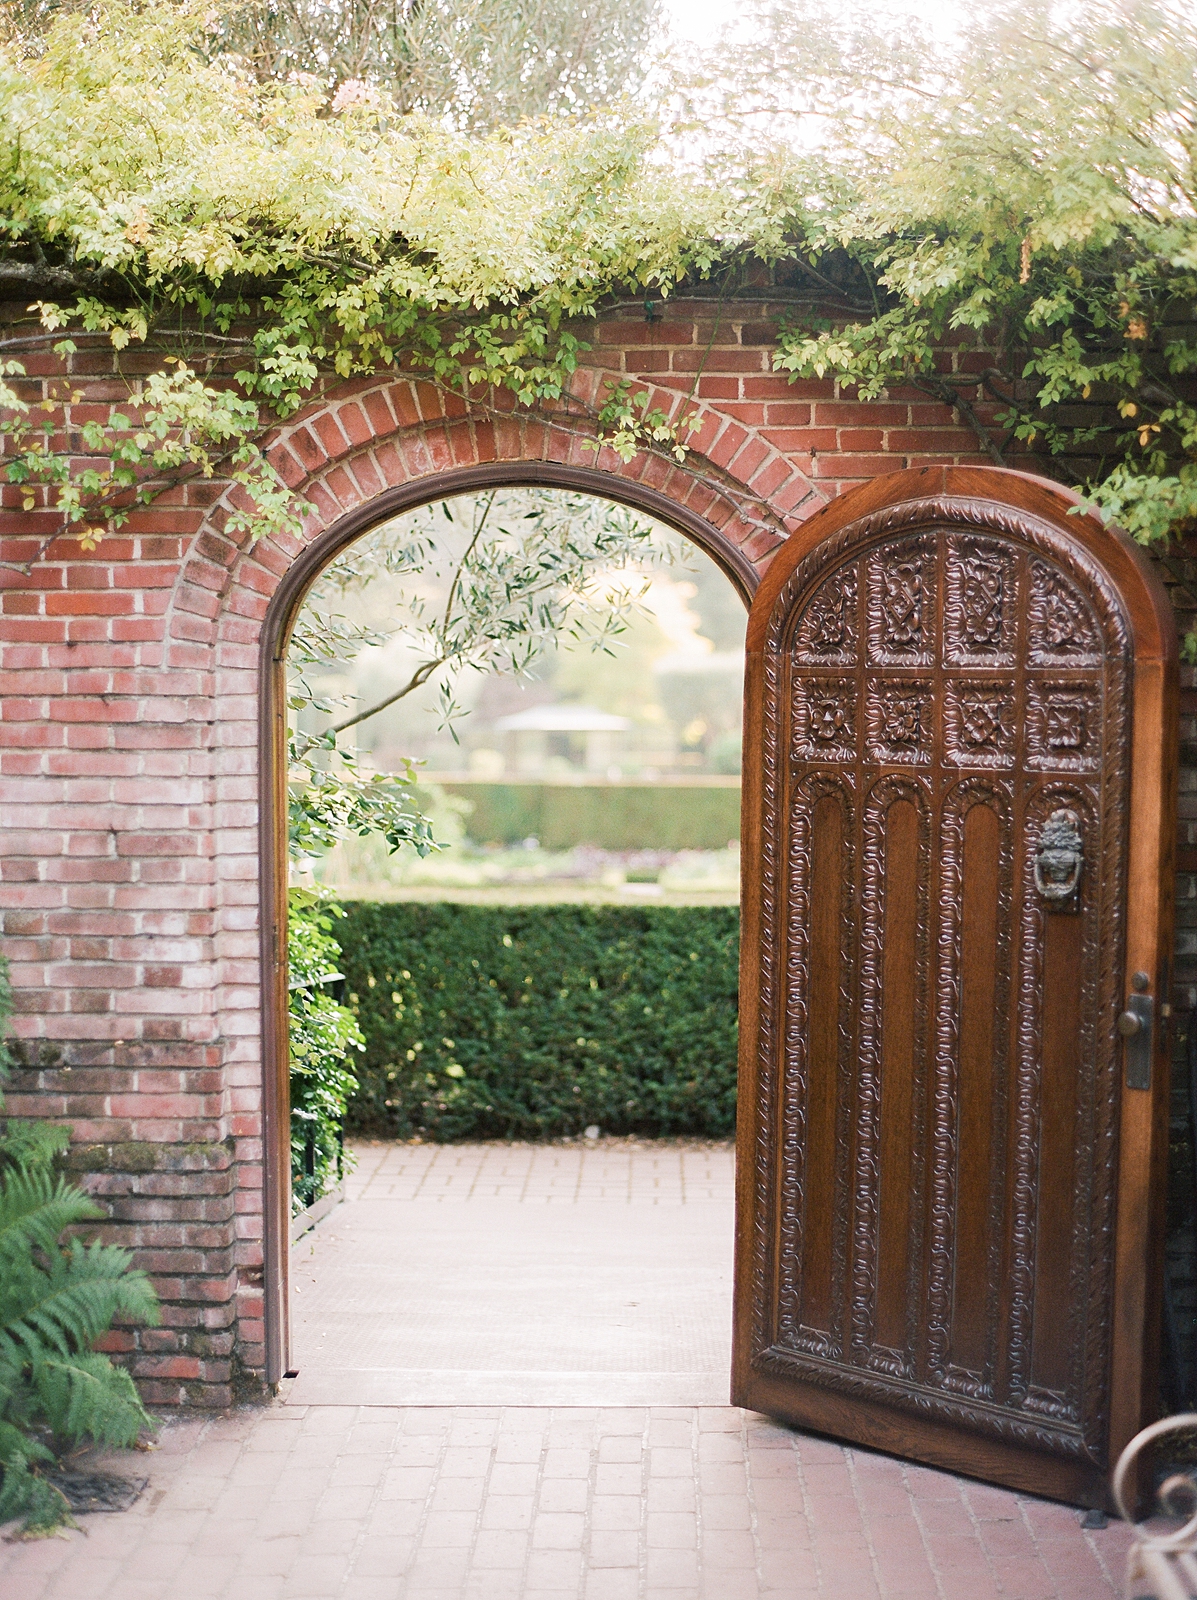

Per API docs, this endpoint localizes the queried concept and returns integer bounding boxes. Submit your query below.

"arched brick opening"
[2,296,1054,1406]
[253,451,792,1384]
[149,379,832,1397]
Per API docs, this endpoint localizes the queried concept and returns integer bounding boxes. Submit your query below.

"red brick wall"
[1,294,1186,1405]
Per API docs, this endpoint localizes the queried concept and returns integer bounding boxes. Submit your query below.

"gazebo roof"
[493,703,631,733]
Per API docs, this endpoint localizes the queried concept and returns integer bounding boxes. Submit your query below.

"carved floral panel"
[866,536,937,667]
[792,676,857,764]
[865,678,933,766]
[944,536,1018,667]
[1026,682,1103,773]
[943,679,1018,770]
[793,563,860,666]
[1029,561,1101,666]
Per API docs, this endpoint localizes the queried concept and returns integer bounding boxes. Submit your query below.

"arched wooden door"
[733,467,1177,1506]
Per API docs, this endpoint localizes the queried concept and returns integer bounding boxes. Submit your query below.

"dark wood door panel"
[735,467,1177,1507]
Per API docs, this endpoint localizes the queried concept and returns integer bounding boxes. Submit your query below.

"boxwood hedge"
[334,902,739,1140]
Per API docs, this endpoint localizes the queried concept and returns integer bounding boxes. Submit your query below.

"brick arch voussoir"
[163,370,823,661]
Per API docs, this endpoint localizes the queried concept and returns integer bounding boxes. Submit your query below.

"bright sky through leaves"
[662,0,964,47]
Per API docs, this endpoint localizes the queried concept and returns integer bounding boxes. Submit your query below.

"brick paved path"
[0,1144,1139,1596]
[289,1141,734,1406]
[0,1403,1133,1600]
[343,1140,736,1204]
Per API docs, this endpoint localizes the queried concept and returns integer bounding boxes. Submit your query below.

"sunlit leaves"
[747,0,1197,551]
[0,0,775,556]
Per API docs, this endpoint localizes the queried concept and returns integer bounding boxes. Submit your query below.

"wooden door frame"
[258,462,759,1386]
[734,464,1178,1500]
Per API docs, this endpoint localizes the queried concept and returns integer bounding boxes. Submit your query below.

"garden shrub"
[439,781,741,850]
[0,957,160,1536]
[336,902,739,1141]
[288,889,365,1212]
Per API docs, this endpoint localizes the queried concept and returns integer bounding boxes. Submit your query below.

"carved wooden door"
[734,467,1176,1506]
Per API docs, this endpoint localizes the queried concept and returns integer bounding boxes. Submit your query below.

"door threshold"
[282,1368,730,1407]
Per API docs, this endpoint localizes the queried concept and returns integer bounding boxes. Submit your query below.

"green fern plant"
[0,959,161,1535]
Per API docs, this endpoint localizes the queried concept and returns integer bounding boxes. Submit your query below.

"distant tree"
[678,0,1197,559]
[215,0,663,130]
[289,488,668,818]
[3,0,663,131]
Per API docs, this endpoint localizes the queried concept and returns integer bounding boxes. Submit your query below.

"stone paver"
[0,1404,1134,1599]
[345,1139,737,1203]
[289,1142,735,1406]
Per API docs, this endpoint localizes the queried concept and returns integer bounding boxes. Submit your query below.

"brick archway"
[1,298,1014,1404]
[251,446,801,1385]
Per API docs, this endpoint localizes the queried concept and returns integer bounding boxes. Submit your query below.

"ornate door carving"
[734,468,1176,1506]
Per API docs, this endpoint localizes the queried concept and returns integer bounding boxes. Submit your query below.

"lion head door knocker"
[1033,808,1083,904]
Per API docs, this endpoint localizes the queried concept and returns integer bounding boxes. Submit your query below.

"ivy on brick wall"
[3,0,1195,572]
[2,0,1195,612]
[0,0,748,560]
[334,903,740,1141]
[687,1,1197,565]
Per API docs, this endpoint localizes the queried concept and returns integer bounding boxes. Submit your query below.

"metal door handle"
[1122,993,1154,1089]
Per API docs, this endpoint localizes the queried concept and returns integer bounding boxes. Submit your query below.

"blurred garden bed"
[313,837,741,906]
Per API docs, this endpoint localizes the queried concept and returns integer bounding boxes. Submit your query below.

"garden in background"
[336,901,740,1144]
[286,486,746,1213]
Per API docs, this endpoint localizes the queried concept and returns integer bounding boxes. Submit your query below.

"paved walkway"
[0,1142,1139,1597]
[289,1141,735,1406]
[0,1403,1135,1600]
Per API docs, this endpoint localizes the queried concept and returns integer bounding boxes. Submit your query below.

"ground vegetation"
[287,890,365,1212]
[0,961,160,1535]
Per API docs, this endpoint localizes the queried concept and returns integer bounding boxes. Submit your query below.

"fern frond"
[0,1419,52,1467]
[0,1453,73,1535]
[0,1240,160,1367]
[31,1350,151,1449]
[0,1120,71,1173]
[0,1166,102,1268]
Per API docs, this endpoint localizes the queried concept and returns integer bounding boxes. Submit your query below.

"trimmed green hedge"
[438,780,741,849]
[336,902,739,1140]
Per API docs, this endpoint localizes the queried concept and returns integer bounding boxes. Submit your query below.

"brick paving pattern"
[287,1141,736,1406]
[345,1140,737,1205]
[0,1403,1133,1600]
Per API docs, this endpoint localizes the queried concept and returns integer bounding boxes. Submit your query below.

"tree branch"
[913,376,1009,466]
[327,654,447,736]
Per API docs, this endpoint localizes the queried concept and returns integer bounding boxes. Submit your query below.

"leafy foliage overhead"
[681,0,1197,548]
[0,0,749,557]
[0,0,1195,587]
[211,0,664,132]
[5,0,663,132]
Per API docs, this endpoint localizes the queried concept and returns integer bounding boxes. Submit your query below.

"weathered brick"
[1,292,1188,1416]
